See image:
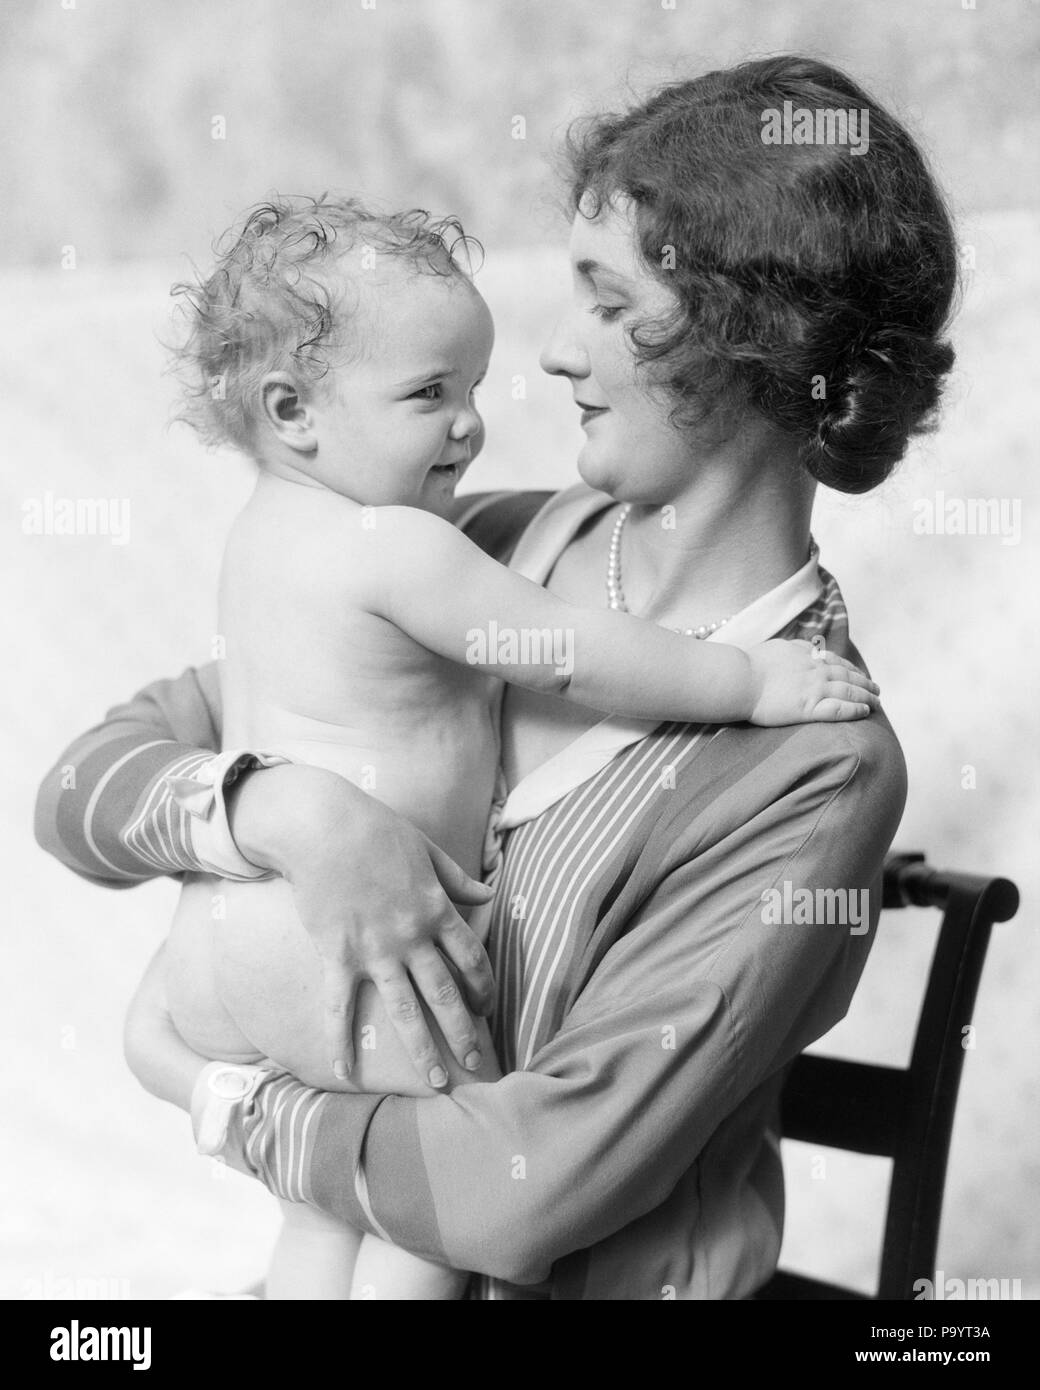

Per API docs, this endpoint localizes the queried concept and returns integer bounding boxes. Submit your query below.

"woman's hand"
[227,763,496,1089]
[747,638,881,725]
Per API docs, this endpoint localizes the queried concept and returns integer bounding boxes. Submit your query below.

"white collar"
[497,486,823,831]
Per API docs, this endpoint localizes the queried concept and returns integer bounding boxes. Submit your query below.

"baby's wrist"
[731,647,757,721]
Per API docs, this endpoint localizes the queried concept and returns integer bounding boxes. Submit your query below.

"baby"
[137,196,877,1300]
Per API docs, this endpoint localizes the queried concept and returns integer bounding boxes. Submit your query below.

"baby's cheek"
[470,419,486,461]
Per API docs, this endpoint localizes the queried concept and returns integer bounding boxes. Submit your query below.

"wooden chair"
[757,851,1020,1300]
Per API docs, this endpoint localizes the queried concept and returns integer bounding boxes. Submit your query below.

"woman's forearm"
[34,664,224,885]
[224,762,360,874]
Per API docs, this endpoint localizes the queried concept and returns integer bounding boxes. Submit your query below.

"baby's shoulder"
[335,505,472,584]
[225,488,369,591]
[225,496,464,602]
[354,503,454,532]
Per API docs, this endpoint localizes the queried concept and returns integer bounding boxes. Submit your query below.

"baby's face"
[304,262,494,518]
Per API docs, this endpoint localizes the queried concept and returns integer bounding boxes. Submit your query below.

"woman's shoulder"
[787,705,907,799]
[531,481,613,526]
[667,705,908,830]
[738,709,909,858]
[504,483,615,580]
[636,711,908,905]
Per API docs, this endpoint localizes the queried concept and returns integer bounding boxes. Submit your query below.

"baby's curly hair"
[170,195,478,453]
[566,56,960,494]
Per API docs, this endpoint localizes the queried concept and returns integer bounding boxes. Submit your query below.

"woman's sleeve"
[220,723,907,1285]
[33,664,280,886]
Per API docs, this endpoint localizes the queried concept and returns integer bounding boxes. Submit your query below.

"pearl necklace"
[606,503,731,639]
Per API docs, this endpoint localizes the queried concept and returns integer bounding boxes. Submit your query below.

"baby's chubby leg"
[159,874,497,1301]
[168,874,500,1095]
[350,1235,467,1301]
[266,1200,363,1301]
[162,874,269,1065]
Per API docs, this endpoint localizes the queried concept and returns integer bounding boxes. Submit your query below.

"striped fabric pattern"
[490,567,846,1074]
[38,735,202,885]
[36,661,224,886]
[123,750,213,873]
[491,725,720,1070]
[242,1073,330,1206]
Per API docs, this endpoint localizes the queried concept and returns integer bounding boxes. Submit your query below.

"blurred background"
[4,0,1038,1300]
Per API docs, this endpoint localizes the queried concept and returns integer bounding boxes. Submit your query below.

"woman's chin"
[576,448,623,498]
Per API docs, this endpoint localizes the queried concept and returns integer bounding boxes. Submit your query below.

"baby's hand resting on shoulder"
[747,639,880,725]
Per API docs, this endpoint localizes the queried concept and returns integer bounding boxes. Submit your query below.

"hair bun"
[803,328,955,494]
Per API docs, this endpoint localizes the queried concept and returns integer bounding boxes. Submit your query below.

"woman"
[36,55,957,1299]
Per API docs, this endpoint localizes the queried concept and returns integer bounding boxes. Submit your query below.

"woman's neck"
[616,435,815,630]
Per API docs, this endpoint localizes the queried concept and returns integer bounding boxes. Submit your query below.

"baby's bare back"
[164,479,500,1090]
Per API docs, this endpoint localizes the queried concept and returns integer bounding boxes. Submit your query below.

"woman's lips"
[580,406,608,427]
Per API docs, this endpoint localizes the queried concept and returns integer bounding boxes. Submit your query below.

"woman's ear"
[259,372,315,453]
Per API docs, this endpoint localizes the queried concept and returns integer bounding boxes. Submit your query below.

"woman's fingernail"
[464,1050,481,1071]
[334,1060,348,1080]
[429,1066,448,1088]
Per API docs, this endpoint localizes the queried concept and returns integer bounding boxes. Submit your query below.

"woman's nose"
[539,315,589,380]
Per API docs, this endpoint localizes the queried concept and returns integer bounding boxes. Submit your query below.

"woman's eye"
[591,303,625,322]
[411,383,442,402]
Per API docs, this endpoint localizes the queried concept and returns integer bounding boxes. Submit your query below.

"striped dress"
[34,487,906,1300]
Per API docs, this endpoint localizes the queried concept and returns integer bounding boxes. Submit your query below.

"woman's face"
[539,195,702,505]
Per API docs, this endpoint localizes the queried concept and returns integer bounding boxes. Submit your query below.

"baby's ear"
[260,372,313,451]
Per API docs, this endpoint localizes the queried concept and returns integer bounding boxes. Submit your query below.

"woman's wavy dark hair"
[566,56,960,493]
[170,195,480,453]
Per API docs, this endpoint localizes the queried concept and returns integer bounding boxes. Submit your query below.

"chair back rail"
[758,853,1019,1301]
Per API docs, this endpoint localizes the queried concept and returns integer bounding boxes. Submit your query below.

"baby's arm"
[358,507,878,726]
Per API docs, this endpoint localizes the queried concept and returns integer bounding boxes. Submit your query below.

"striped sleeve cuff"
[227,1073,382,1232]
[119,748,220,876]
[159,749,292,881]
[48,737,198,883]
[241,1073,331,1204]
